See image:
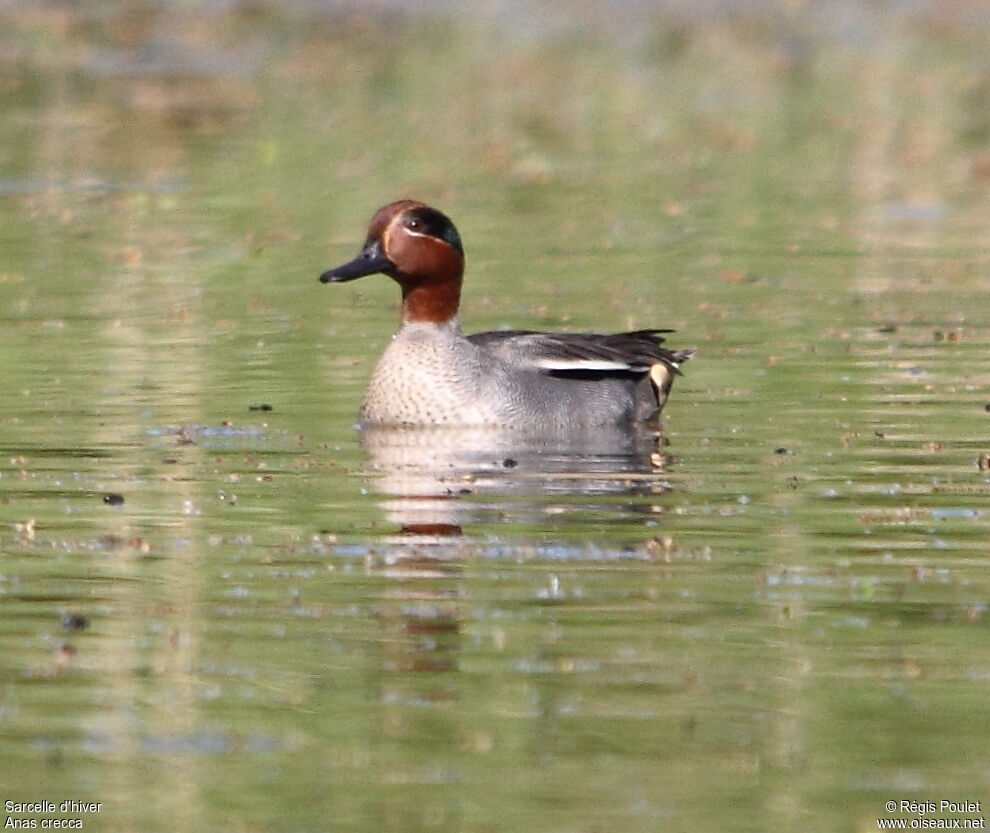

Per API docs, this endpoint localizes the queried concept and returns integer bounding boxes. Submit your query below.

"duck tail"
[648,348,695,414]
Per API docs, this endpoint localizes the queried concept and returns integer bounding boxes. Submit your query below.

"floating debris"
[60,613,89,632]
[53,643,77,672]
[14,519,36,542]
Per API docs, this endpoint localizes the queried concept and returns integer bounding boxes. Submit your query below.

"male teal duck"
[320,200,694,429]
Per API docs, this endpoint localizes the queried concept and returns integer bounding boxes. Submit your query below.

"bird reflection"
[359,424,672,531]
[362,425,676,832]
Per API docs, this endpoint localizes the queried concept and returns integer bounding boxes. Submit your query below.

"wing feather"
[468,329,691,374]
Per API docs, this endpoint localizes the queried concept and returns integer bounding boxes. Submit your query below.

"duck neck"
[400,276,463,325]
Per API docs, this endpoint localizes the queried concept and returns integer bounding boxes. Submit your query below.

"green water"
[2,3,990,832]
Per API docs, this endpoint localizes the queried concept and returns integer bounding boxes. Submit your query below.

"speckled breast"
[358,322,507,426]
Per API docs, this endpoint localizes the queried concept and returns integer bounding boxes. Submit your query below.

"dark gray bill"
[319,240,393,283]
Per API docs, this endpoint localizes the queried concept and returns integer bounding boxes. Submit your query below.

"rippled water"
[1,3,990,832]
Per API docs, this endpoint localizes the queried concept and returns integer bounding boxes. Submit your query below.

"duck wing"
[468,329,693,375]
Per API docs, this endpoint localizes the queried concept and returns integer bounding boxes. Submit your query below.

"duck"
[319,200,694,429]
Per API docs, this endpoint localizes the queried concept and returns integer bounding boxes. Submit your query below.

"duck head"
[320,200,465,324]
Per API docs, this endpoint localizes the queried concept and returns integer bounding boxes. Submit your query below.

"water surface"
[1,3,990,832]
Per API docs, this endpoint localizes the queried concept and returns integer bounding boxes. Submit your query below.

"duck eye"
[405,218,421,231]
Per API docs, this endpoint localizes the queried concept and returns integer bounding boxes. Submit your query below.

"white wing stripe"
[534,359,634,372]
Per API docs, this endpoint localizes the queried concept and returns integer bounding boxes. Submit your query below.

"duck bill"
[319,240,394,283]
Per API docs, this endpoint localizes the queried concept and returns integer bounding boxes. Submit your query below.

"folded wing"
[468,329,693,375]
